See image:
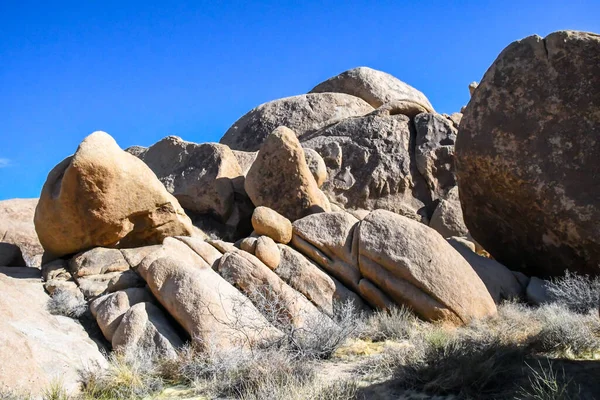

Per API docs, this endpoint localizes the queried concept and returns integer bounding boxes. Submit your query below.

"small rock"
[251,207,293,244]
[254,236,280,270]
[70,248,130,278]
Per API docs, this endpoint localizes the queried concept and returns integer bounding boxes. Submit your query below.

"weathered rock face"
[34,131,195,258]
[304,148,327,188]
[137,238,279,350]
[429,187,468,239]
[245,126,331,221]
[291,212,361,292]
[413,113,457,201]
[357,210,497,324]
[254,236,280,270]
[0,267,107,396]
[218,251,326,329]
[456,30,600,277]
[309,67,434,112]
[70,247,130,278]
[301,108,431,221]
[0,198,43,267]
[220,93,374,151]
[136,136,244,221]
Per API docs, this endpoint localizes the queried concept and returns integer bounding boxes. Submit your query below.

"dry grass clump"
[546,271,600,314]
[46,289,88,319]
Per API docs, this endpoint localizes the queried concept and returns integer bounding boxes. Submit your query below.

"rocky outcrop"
[70,247,130,278]
[0,198,43,267]
[220,93,374,151]
[0,267,106,396]
[357,210,497,324]
[34,131,195,258]
[301,107,432,221]
[456,31,600,277]
[245,126,331,221]
[137,238,280,350]
[309,67,434,112]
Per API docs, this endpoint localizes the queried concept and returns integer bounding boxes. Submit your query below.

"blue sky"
[1,1,599,200]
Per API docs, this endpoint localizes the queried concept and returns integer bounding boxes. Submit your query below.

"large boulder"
[34,131,195,258]
[456,30,600,277]
[220,93,374,151]
[301,107,432,221]
[0,267,107,396]
[357,210,497,324]
[137,238,279,350]
[245,126,331,221]
[291,212,362,292]
[134,136,244,221]
[0,198,43,267]
[309,67,434,112]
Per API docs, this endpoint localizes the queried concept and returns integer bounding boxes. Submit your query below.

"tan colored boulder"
[429,187,468,239]
[120,245,162,269]
[357,210,497,324]
[34,131,195,258]
[69,247,130,278]
[90,288,154,342]
[238,237,258,254]
[304,148,327,188]
[251,207,293,244]
[448,237,524,303]
[358,279,395,310]
[245,127,331,221]
[218,251,326,329]
[276,244,369,316]
[137,238,279,350]
[112,302,183,357]
[207,239,238,254]
[309,67,434,111]
[0,267,107,396]
[232,150,258,175]
[0,198,43,267]
[220,93,374,151]
[175,236,223,268]
[254,236,280,270]
[291,212,361,292]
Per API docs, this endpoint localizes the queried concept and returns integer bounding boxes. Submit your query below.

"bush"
[546,271,600,313]
[360,306,418,342]
[46,289,87,319]
[516,360,579,400]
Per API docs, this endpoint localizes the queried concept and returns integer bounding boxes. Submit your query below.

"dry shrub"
[546,271,600,314]
[47,289,87,319]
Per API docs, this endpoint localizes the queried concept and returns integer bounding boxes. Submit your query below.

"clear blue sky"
[1,1,599,200]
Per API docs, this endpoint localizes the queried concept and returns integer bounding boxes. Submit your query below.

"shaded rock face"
[135,136,244,221]
[0,267,107,396]
[245,126,331,221]
[34,131,195,258]
[310,67,434,112]
[302,108,432,221]
[456,30,600,277]
[429,187,468,239]
[220,93,374,151]
[0,198,43,267]
[413,113,458,201]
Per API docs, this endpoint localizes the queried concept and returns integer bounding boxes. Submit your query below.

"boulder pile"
[1,29,598,397]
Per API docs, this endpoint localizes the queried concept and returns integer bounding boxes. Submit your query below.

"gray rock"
[309,67,434,111]
[429,187,468,239]
[456,30,600,277]
[220,93,373,151]
[301,108,431,221]
[413,113,457,201]
[70,247,129,278]
[304,148,327,188]
[0,198,43,267]
[526,277,551,306]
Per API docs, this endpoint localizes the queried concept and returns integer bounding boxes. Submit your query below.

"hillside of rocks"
[1,29,599,398]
